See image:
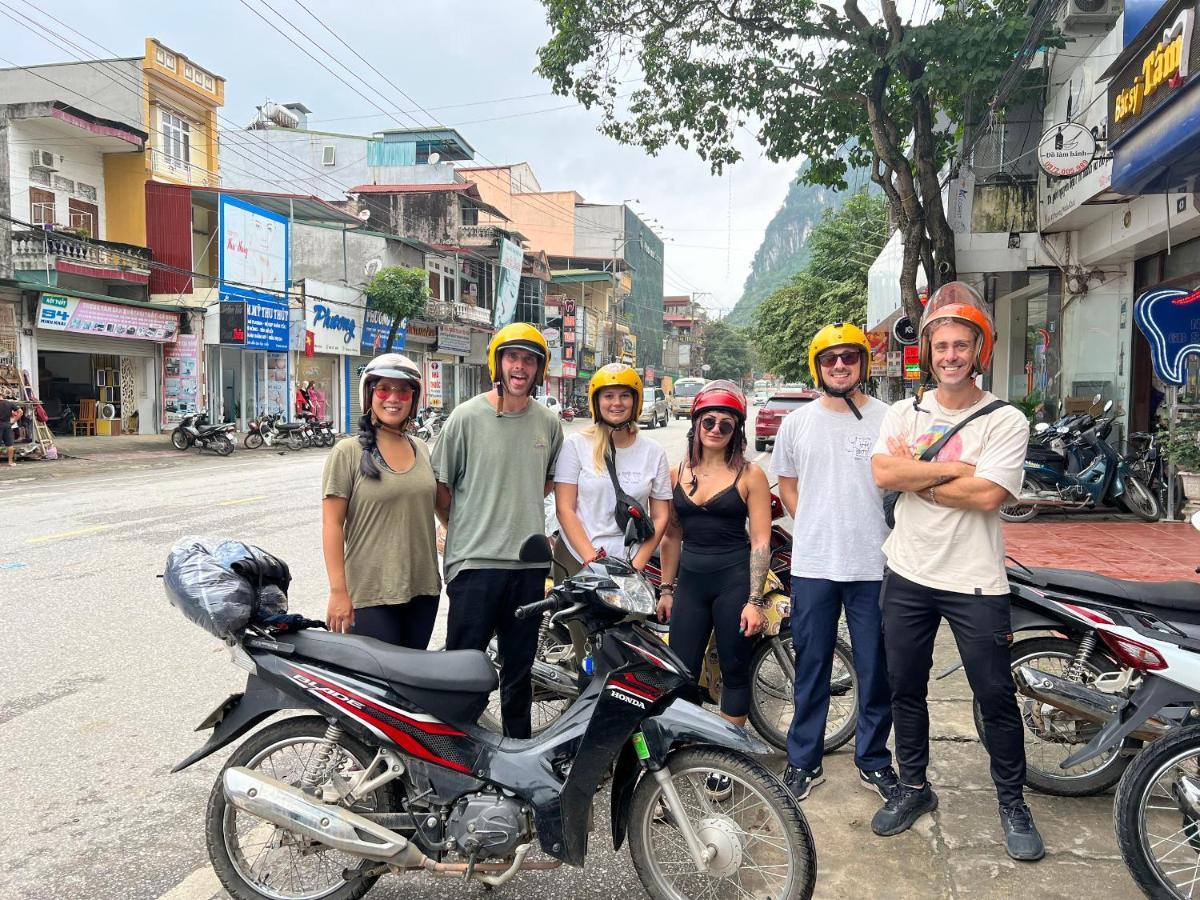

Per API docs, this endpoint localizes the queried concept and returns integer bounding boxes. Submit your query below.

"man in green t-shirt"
[432,323,563,738]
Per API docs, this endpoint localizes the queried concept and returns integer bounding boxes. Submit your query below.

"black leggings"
[669,548,755,717]
[350,595,439,650]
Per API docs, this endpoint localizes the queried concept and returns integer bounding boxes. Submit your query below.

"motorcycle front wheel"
[629,746,816,900]
[212,435,235,457]
[243,432,263,450]
[321,431,335,447]
[1120,475,1162,522]
[286,432,305,451]
[206,716,398,900]
[999,476,1040,523]
[747,632,858,754]
[974,636,1133,796]
[170,428,189,450]
[1114,723,1200,900]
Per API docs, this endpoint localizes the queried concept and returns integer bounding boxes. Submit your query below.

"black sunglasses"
[818,349,863,367]
[700,416,735,436]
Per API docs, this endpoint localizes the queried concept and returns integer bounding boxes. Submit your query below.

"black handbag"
[883,400,1008,528]
[605,435,656,546]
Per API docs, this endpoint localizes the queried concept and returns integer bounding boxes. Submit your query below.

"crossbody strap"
[918,400,1008,462]
[605,433,625,495]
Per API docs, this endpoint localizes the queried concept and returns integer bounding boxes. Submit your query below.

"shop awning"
[1,279,192,313]
[550,269,616,285]
[190,188,361,225]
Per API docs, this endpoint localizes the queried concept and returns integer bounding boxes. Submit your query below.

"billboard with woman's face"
[219,195,289,294]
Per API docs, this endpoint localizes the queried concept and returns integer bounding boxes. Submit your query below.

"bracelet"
[926,485,938,505]
[659,584,676,595]
[748,595,768,608]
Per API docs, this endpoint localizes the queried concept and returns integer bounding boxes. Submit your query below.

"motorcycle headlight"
[599,573,658,616]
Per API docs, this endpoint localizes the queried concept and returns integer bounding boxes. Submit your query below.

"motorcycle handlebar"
[515,595,561,620]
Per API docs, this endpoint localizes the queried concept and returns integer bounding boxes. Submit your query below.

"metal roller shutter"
[38,331,159,358]
[346,354,372,428]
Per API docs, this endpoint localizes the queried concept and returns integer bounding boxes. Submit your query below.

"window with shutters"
[29,187,55,225]
[68,198,99,237]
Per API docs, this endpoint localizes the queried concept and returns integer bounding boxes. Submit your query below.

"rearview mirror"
[1103,400,1114,414]
[1034,422,1050,433]
[518,534,553,564]
[1093,393,1102,404]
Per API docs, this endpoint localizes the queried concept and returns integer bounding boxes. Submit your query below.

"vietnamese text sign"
[1134,285,1200,385]
[426,359,444,407]
[162,334,200,425]
[219,195,289,294]
[903,345,921,380]
[38,293,179,341]
[306,299,364,355]
[437,324,472,355]
[221,287,289,351]
[360,296,405,354]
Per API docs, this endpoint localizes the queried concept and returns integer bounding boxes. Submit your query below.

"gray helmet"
[359,353,422,415]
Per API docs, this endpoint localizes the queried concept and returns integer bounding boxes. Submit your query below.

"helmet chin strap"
[823,382,863,420]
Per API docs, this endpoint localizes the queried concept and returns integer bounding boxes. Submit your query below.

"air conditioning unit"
[30,149,57,171]
[1062,0,1120,32]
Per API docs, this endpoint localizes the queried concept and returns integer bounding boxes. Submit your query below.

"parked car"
[754,388,819,452]
[639,387,670,428]
[753,390,770,406]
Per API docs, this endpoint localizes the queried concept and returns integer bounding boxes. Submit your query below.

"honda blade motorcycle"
[175,534,816,900]
[414,406,444,443]
[170,411,235,456]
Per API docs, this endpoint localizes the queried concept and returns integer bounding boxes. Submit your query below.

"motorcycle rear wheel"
[1121,475,1162,522]
[974,636,1133,796]
[286,432,304,451]
[321,431,335,447]
[170,428,189,451]
[243,432,264,450]
[1114,722,1200,900]
[747,632,858,754]
[629,747,817,900]
[213,435,235,457]
[999,476,1040,523]
[206,716,398,900]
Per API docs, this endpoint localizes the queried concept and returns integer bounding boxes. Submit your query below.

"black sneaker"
[871,782,938,836]
[704,773,732,801]
[999,802,1045,861]
[782,765,824,801]
[859,766,901,800]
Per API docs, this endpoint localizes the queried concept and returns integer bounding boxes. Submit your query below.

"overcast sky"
[0,0,800,312]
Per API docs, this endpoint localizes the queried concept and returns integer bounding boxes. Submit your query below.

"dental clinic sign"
[305,299,365,355]
[1134,284,1200,385]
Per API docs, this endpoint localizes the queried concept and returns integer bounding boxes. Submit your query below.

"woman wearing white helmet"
[320,353,441,648]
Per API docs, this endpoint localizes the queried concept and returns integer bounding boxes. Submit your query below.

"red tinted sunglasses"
[374,385,415,399]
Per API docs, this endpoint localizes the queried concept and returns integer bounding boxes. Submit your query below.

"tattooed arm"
[656,469,683,623]
[742,465,772,637]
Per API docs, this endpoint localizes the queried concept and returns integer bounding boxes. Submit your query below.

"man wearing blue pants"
[771,323,897,802]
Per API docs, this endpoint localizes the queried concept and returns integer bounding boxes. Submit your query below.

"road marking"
[219,495,268,506]
[0,562,28,570]
[158,865,221,900]
[26,524,113,544]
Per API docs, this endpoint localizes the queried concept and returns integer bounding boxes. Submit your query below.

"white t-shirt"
[554,431,673,561]
[872,390,1027,596]
[770,397,889,582]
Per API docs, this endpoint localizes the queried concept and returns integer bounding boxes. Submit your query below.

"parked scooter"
[414,406,443,443]
[996,512,1200,898]
[170,411,235,456]
[1128,428,1187,521]
[560,403,577,422]
[1000,398,1161,522]
[171,531,817,900]
[44,406,75,436]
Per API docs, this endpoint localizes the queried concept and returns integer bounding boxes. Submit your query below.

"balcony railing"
[457,225,504,246]
[150,149,216,187]
[423,300,493,327]
[11,231,152,279]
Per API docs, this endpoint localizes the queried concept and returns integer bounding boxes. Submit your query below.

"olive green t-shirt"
[431,393,563,583]
[321,436,442,608]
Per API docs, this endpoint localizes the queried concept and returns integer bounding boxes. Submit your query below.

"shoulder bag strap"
[917,400,1008,462]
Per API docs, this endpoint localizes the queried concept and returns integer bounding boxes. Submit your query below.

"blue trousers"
[786,577,893,772]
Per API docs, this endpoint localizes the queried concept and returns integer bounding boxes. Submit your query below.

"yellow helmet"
[808,322,872,388]
[588,363,643,423]
[487,323,548,384]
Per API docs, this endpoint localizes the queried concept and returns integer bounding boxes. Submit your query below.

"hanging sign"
[886,350,903,377]
[38,293,179,341]
[1037,123,1098,178]
[437,324,471,355]
[305,299,364,355]
[426,359,444,407]
[903,345,921,380]
[893,316,918,346]
[1134,284,1200,385]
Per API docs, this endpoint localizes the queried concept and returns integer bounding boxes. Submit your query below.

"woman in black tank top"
[656,381,773,728]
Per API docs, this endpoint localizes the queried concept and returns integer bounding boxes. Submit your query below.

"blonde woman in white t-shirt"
[553,365,672,578]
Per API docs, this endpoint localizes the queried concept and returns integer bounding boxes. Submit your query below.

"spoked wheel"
[629,747,816,900]
[747,632,858,753]
[1121,475,1163,522]
[170,428,190,451]
[975,636,1133,796]
[1115,723,1200,899]
[214,435,235,457]
[999,476,1040,523]
[286,432,304,452]
[478,620,577,735]
[244,432,264,450]
[206,716,397,900]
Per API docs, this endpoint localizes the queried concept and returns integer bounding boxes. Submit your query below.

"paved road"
[0,412,1140,899]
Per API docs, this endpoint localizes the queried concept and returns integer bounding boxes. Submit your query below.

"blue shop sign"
[221,287,289,352]
[1133,284,1200,385]
[360,296,405,354]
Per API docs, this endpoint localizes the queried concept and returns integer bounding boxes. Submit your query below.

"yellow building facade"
[104,38,224,246]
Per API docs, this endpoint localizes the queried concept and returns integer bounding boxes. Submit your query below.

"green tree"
[365,267,430,353]
[702,319,753,382]
[753,192,886,381]
[536,0,1040,325]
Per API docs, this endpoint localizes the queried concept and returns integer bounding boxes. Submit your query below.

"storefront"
[35,290,181,435]
[204,287,291,428]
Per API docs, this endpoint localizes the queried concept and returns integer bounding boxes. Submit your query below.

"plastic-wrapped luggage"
[163,537,291,639]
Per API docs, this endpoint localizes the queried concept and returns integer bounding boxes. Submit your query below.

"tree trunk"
[384,315,401,353]
[909,87,957,290]
[899,220,926,328]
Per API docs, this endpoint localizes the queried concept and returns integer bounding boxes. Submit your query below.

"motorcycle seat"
[1024,567,1200,611]
[286,630,499,694]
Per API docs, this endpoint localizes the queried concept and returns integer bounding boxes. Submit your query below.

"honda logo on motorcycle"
[607,687,647,709]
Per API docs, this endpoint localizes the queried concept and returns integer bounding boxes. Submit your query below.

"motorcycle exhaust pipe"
[1014,665,1171,742]
[223,767,426,866]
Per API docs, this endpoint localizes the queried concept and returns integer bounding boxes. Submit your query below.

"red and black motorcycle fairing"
[176,609,766,868]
